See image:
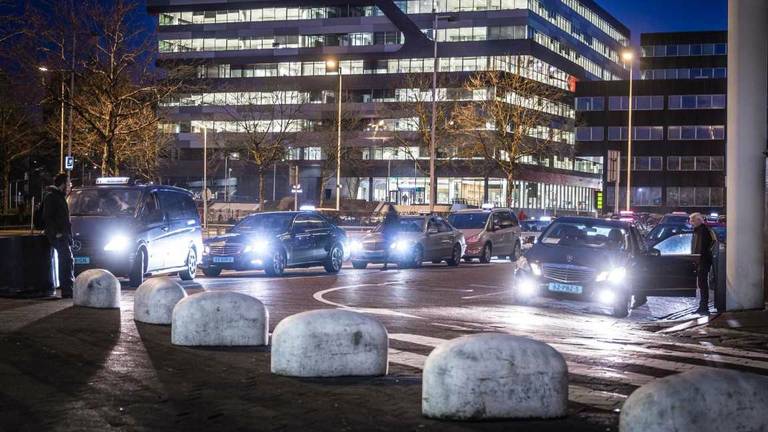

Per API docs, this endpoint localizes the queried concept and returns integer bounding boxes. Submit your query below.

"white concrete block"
[422,333,568,420]
[620,369,768,432]
[271,309,388,377]
[134,278,187,325]
[171,291,268,346]
[73,269,121,309]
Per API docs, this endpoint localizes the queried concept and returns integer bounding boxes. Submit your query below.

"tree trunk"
[258,171,265,212]
[506,172,515,208]
[1,163,10,214]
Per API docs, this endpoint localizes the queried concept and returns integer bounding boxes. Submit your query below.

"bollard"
[422,333,568,420]
[171,291,268,346]
[73,269,121,309]
[134,277,187,325]
[271,309,388,377]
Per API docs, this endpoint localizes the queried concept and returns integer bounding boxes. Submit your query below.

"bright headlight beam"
[596,267,626,283]
[349,240,363,252]
[530,262,542,276]
[104,235,130,252]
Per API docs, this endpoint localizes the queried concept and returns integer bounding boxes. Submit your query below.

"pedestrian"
[42,173,74,298]
[381,204,400,271]
[690,212,717,315]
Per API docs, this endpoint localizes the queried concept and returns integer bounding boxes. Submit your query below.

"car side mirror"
[428,227,439,235]
[648,248,661,257]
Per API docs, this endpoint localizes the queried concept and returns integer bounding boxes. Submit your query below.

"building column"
[368,177,374,202]
[726,0,768,310]
[483,177,489,204]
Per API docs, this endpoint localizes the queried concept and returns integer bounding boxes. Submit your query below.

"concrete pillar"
[726,0,768,310]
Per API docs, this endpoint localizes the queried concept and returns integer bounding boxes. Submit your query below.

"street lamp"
[202,126,208,229]
[38,66,67,176]
[430,8,455,213]
[326,59,343,211]
[621,48,634,211]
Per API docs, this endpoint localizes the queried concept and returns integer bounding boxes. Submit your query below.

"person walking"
[42,173,74,298]
[381,204,400,270]
[690,212,717,315]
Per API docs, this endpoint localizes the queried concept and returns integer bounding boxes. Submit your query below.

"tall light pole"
[202,126,208,229]
[326,59,343,211]
[430,9,454,213]
[38,66,65,173]
[622,49,634,211]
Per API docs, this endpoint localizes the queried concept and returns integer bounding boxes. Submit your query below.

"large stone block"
[271,309,388,377]
[422,333,568,420]
[73,269,121,309]
[134,278,187,325]
[171,291,268,346]
[620,369,768,432]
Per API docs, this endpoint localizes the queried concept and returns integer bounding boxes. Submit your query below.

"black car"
[200,211,347,277]
[68,178,204,287]
[515,216,705,317]
[644,223,692,248]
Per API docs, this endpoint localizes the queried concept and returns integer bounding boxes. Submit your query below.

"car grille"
[209,244,242,255]
[542,264,595,284]
[364,241,385,251]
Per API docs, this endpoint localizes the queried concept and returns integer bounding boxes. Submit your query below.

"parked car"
[199,211,347,277]
[349,215,465,269]
[644,222,692,248]
[659,212,689,225]
[68,177,203,287]
[448,208,522,262]
[515,216,704,318]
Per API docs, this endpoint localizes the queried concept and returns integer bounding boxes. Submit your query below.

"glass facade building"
[148,0,629,213]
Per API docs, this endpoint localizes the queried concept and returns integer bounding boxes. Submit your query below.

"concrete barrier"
[134,278,187,325]
[171,291,268,346]
[620,369,768,432]
[73,269,121,309]
[271,309,388,377]
[422,333,568,420]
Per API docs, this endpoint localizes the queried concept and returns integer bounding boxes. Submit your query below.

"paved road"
[1,260,766,431]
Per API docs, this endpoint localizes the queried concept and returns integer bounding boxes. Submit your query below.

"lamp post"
[621,49,634,211]
[430,8,455,213]
[326,59,343,211]
[202,126,208,229]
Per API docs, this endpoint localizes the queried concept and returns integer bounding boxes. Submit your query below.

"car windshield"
[661,215,689,224]
[374,217,425,233]
[233,213,294,233]
[540,221,628,250]
[647,224,691,243]
[522,221,548,231]
[448,213,489,229]
[68,188,141,217]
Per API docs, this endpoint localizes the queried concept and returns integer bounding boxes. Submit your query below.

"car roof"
[73,184,193,195]
[550,216,633,229]
[452,208,510,213]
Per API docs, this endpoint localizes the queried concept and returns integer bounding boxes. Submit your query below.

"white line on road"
[461,290,509,300]
[313,282,425,319]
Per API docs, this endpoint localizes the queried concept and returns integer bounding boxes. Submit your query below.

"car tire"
[178,247,197,281]
[352,261,368,270]
[202,267,222,277]
[401,246,423,269]
[463,257,473,263]
[510,242,522,262]
[479,243,492,264]
[432,259,442,264]
[324,244,344,274]
[264,249,287,277]
[128,249,146,288]
[612,294,632,318]
[446,243,462,267]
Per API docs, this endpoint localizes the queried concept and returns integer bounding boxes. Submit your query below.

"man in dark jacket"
[42,173,74,298]
[381,204,399,270]
[690,212,717,315]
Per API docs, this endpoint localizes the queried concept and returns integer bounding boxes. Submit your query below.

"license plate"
[74,256,90,265]
[213,256,235,263]
[548,282,582,294]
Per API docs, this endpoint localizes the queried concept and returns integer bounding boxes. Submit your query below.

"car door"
[636,233,699,296]
[139,191,169,272]
[424,218,442,260]
[494,211,516,255]
[290,214,315,264]
[435,218,454,258]
[306,214,331,262]
[156,190,192,269]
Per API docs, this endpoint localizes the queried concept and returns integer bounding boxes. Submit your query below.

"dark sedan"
[644,223,692,248]
[515,216,702,317]
[199,211,347,277]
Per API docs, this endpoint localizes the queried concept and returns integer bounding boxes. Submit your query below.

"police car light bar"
[96,177,131,185]
[539,216,552,222]
[299,205,316,211]
[481,203,494,210]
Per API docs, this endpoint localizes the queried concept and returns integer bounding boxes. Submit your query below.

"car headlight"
[203,245,211,255]
[244,239,271,254]
[596,267,626,283]
[391,239,412,252]
[349,240,364,253]
[530,262,542,276]
[104,235,130,252]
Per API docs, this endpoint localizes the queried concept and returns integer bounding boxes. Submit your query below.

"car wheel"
[202,267,222,277]
[352,261,368,270]
[179,247,197,281]
[510,242,522,262]
[264,249,286,276]
[324,244,344,274]
[463,257,473,263]
[446,243,462,267]
[128,249,146,288]
[401,246,423,269]
[479,243,492,263]
[612,294,632,318]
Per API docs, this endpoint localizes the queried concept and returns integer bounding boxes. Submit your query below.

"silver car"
[448,208,523,263]
[349,215,466,269]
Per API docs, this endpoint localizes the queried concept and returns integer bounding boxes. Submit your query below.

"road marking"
[430,322,478,331]
[470,284,503,289]
[461,290,509,300]
[313,282,425,319]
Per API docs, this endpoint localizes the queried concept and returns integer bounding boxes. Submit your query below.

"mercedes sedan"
[199,211,347,277]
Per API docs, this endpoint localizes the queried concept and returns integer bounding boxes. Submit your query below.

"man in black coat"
[690,212,717,315]
[42,173,74,298]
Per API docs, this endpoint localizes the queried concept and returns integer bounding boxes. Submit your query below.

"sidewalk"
[659,307,768,353]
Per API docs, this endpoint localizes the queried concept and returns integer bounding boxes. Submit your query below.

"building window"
[668,94,726,110]
[607,126,664,141]
[667,156,724,171]
[667,187,724,207]
[641,43,727,57]
[608,95,664,111]
[640,67,726,80]
[668,125,725,140]
[575,96,604,111]
[575,126,604,141]
[605,186,663,207]
[630,156,663,171]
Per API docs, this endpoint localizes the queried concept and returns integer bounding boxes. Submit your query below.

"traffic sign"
[64,156,74,171]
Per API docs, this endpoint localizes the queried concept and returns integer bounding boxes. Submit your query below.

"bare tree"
[227,92,303,211]
[453,64,570,207]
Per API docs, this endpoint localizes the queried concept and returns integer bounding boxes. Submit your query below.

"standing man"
[380,204,400,270]
[690,212,717,315]
[43,173,74,298]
